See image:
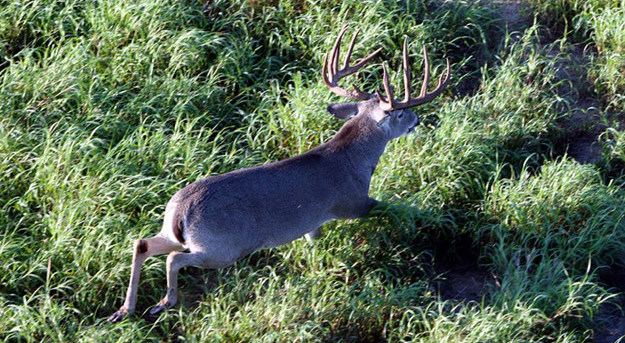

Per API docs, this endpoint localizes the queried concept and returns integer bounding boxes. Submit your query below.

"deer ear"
[327,103,359,120]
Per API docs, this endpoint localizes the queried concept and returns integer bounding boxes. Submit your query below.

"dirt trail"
[492,0,604,164]
[492,1,624,342]
[493,0,527,32]
[437,2,623,341]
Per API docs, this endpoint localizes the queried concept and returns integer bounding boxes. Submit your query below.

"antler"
[376,39,450,111]
[322,25,382,100]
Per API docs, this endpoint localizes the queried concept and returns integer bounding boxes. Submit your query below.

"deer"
[107,25,450,322]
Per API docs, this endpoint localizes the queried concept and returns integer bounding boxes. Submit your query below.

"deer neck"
[327,115,389,176]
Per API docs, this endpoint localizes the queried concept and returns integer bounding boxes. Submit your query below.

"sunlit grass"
[1,0,625,341]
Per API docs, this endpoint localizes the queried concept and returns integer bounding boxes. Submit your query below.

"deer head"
[322,25,450,140]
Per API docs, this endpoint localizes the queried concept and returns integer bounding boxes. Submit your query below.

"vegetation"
[1,0,624,341]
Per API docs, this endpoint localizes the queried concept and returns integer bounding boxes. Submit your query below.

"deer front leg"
[108,235,181,322]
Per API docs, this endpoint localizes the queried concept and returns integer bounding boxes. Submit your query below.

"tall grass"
[1,0,624,342]
[529,0,625,113]
[585,4,625,112]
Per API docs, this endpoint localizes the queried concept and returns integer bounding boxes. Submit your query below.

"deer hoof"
[107,308,129,323]
[149,301,170,316]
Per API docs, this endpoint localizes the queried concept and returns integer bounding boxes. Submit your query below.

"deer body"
[108,26,449,322]
[172,111,386,255]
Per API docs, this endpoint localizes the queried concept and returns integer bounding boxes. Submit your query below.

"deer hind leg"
[107,235,182,322]
[149,251,234,315]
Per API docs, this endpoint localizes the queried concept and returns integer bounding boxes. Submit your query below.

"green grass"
[1,0,625,342]
[585,3,625,112]
[528,0,625,111]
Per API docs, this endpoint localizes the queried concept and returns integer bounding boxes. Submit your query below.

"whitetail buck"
[108,25,450,322]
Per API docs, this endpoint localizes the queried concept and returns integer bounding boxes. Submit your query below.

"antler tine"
[330,25,348,77]
[439,58,451,88]
[343,28,359,70]
[414,56,450,105]
[322,25,381,100]
[347,47,382,74]
[378,62,395,110]
[322,52,331,85]
[377,41,450,111]
[419,45,430,98]
[402,38,411,102]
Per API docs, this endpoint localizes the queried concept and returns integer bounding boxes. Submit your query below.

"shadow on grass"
[595,264,625,343]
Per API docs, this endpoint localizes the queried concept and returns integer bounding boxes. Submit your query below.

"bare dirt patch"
[551,43,607,164]
[431,234,496,302]
[433,259,494,302]
[594,302,625,343]
[596,265,625,343]
[492,0,529,32]
[489,0,606,164]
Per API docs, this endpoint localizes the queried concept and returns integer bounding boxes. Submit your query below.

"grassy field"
[1,0,625,341]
